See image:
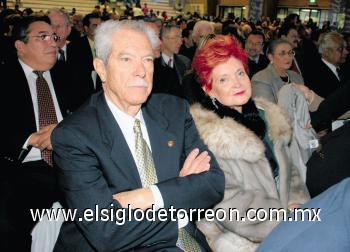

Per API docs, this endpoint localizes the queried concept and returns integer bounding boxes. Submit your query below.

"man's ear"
[322,48,332,61]
[93,58,107,83]
[15,40,25,55]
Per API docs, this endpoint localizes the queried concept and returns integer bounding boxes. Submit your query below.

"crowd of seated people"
[0,4,350,251]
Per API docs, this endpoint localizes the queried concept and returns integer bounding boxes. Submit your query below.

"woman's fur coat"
[191,98,310,252]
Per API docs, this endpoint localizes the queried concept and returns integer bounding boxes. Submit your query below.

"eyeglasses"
[275,50,295,57]
[246,41,264,47]
[335,46,344,53]
[29,33,60,42]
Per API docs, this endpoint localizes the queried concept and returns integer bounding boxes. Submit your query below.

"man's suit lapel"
[95,93,142,187]
[159,56,167,67]
[14,59,37,133]
[320,60,340,83]
[142,102,178,182]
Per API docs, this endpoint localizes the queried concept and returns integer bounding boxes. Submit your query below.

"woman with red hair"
[189,35,310,251]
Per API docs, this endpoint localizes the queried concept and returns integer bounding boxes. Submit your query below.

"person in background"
[0,15,77,251]
[191,20,214,47]
[278,22,304,77]
[303,32,349,98]
[152,24,191,97]
[48,8,71,62]
[67,12,102,103]
[245,30,269,78]
[251,39,302,104]
[179,27,196,61]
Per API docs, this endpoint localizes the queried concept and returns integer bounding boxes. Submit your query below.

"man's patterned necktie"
[168,58,173,68]
[58,48,65,61]
[133,119,201,252]
[33,71,58,166]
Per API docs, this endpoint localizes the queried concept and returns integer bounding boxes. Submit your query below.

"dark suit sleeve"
[311,81,350,131]
[52,127,178,251]
[156,100,225,210]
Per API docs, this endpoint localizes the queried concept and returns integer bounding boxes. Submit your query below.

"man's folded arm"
[157,101,225,211]
[52,127,178,251]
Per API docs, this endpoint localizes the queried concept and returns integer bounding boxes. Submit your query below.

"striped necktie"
[133,119,201,251]
[133,119,157,187]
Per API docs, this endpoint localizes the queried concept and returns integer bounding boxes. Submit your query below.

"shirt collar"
[60,43,67,52]
[161,53,173,65]
[18,58,48,78]
[249,55,260,64]
[104,93,145,127]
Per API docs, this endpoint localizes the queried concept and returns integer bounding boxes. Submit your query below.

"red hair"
[192,35,248,91]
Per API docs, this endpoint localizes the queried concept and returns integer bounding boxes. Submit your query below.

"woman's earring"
[211,96,219,109]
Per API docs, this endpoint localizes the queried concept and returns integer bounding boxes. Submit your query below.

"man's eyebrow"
[143,54,154,59]
[117,52,134,57]
[36,30,51,34]
[117,52,154,59]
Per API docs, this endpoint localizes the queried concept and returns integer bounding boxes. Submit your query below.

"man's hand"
[113,188,154,210]
[179,148,210,177]
[28,124,57,150]
[317,129,329,138]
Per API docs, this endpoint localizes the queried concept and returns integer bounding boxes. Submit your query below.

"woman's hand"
[292,83,315,104]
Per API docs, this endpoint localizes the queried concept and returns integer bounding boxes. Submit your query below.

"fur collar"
[190,98,291,162]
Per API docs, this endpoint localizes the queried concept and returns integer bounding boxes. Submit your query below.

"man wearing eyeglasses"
[0,15,77,251]
[304,32,349,99]
[245,30,269,78]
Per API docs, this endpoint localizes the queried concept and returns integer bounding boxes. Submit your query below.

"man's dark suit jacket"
[311,80,350,132]
[67,36,101,103]
[304,59,343,98]
[248,54,269,78]
[152,54,191,98]
[52,92,225,251]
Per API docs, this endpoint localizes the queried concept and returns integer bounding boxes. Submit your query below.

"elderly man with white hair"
[191,20,214,45]
[51,20,224,252]
[48,8,71,62]
[304,31,349,98]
